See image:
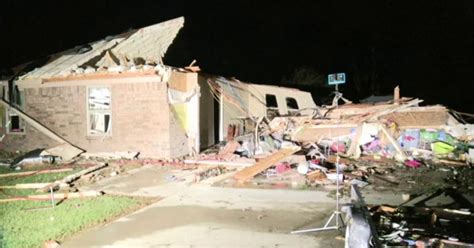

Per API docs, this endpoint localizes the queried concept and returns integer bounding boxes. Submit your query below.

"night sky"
[1,0,473,112]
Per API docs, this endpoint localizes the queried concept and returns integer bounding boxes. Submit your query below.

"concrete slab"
[64,168,346,248]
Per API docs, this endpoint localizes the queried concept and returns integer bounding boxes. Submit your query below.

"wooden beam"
[0,168,73,178]
[0,183,52,189]
[40,163,108,192]
[379,124,408,161]
[0,190,103,203]
[233,147,300,182]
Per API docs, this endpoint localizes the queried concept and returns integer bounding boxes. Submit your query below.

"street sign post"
[328,73,346,92]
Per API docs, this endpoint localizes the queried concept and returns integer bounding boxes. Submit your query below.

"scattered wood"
[0,190,103,203]
[393,86,400,104]
[346,124,363,158]
[233,147,300,182]
[437,159,468,167]
[379,124,408,161]
[184,159,254,167]
[367,98,423,122]
[0,168,73,178]
[218,141,240,161]
[292,125,355,143]
[307,170,326,181]
[0,183,52,189]
[185,66,201,72]
[40,163,108,192]
[326,155,352,165]
[371,174,399,185]
[80,151,139,160]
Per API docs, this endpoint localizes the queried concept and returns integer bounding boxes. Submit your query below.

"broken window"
[88,87,111,135]
[265,94,278,108]
[265,94,279,120]
[6,111,25,133]
[286,97,300,116]
[6,88,26,134]
[286,97,299,110]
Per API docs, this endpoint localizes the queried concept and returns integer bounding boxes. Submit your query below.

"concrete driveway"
[63,166,345,248]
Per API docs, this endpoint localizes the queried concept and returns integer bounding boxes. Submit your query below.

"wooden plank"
[379,124,408,161]
[233,147,300,182]
[346,124,363,158]
[0,168,73,178]
[292,125,354,143]
[183,159,254,167]
[0,183,52,189]
[0,190,103,203]
[40,163,108,192]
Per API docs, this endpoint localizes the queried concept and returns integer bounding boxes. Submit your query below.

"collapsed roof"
[19,17,184,81]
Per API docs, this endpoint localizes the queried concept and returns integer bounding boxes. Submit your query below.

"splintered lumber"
[218,141,240,160]
[41,163,108,192]
[0,190,103,203]
[0,183,52,189]
[233,147,300,182]
[346,124,363,158]
[367,98,423,122]
[0,168,73,178]
[183,159,254,167]
[292,124,356,143]
[326,155,352,165]
[379,124,408,161]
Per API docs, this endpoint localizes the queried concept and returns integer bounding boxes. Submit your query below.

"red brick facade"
[3,77,190,158]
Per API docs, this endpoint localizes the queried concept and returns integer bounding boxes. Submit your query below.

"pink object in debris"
[331,142,346,153]
[275,162,291,174]
[405,159,422,168]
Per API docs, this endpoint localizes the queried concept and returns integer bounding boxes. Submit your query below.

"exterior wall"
[221,84,250,141]
[3,77,190,159]
[198,75,215,148]
[247,84,317,116]
[218,83,317,141]
[168,71,200,155]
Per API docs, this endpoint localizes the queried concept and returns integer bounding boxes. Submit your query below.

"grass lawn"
[0,166,83,199]
[0,166,153,248]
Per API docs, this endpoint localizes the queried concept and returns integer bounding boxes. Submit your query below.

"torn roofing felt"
[19,17,184,81]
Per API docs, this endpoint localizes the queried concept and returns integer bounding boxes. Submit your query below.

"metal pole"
[50,186,55,208]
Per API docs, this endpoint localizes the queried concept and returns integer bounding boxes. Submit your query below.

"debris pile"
[189,96,473,189]
[371,205,474,246]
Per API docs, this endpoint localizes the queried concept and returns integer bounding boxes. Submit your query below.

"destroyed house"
[0,17,317,159]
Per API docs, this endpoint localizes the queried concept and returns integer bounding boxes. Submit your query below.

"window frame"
[285,97,299,110]
[5,109,26,134]
[265,94,278,108]
[86,86,112,136]
[5,88,26,135]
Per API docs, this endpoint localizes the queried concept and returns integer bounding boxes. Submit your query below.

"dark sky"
[1,0,473,112]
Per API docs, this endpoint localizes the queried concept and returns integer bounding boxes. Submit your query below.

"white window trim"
[5,108,26,135]
[285,97,300,110]
[86,86,112,136]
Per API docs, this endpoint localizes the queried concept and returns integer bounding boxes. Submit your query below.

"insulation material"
[444,124,474,141]
[359,123,381,145]
[171,104,188,131]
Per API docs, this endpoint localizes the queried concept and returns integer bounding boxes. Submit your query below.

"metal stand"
[291,157,345,234]
[291,84,346,235]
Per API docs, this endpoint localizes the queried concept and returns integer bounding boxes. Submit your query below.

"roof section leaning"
[19,17,184,81]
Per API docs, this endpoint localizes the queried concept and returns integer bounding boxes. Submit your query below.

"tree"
[282,66,326,87]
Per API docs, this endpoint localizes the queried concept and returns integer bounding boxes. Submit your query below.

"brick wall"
[3,78,190,159]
